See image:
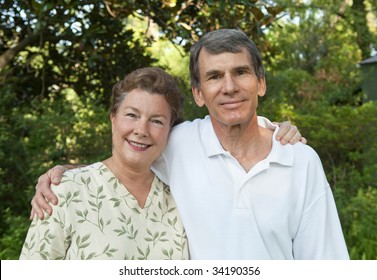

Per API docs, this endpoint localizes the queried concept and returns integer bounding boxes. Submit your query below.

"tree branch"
[0,32,40,69]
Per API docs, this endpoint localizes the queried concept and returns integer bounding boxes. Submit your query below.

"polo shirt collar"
[267,128,294,167]
[201,116,225,157]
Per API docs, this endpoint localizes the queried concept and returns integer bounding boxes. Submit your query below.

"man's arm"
[30,165,84,220]
[30,121,306,220]
[292,148,349,259]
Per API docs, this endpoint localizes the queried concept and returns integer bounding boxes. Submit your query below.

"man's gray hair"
[189,29,265,88]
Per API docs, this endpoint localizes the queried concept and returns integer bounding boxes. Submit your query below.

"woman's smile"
[126,139,151,151]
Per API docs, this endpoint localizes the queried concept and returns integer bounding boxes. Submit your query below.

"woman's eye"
[125,113,136,117]
[152,119,163,125]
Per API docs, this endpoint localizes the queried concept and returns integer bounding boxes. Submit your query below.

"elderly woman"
[20,67,189,260]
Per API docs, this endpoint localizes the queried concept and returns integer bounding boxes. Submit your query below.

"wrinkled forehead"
[198,47,253,71]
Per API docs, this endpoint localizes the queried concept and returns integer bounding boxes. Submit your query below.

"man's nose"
[223,74,238,94]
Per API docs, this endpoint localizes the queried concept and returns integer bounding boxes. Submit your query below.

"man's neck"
[211,116,273,172]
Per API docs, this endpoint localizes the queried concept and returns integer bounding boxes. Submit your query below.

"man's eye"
[209,75,220,80]
[236,69,247,75]
[125,113,136,118]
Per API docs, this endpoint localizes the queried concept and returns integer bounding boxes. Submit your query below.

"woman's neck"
[102,157,154,208]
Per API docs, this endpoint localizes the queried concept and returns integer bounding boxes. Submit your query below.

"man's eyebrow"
[234,65,253,71]
[204,69,221,77]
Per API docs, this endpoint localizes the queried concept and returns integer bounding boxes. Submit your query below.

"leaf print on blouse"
[174,231,188,259]
[136,245,151,260]
[20,216,65,260]
[107,173,143,214]
[144,229,169,246]
[75,234,118,259]
[150,198,177,225]
[113,212,139,240]
[162,247,175,260]
[60,169,90,185]
[57,191,82,208]
[21,163,189,260]
[108,175,120,191]
[75,184,112,234]
[124,246,152,260]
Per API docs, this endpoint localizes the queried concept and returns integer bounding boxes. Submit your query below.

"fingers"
[29,208,35,221]
[30,165,65,220]
[276,122,298,145]
[286,129,301,145]
[30,191,53,220]
[276,121,307,145]
[37,172,58,205]
[30,169,61,220]
[49,165,66,185]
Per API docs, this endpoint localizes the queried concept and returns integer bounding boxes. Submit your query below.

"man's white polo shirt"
[152,115,349,260]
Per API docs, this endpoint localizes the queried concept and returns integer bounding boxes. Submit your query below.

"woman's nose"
[133,120,149,137]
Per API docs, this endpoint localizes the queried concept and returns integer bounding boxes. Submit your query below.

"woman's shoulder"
[63,162,105,177]
[52,162,105,193]
[153,174,173,196]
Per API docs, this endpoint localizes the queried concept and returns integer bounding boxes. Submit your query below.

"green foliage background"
[1,0,376,259]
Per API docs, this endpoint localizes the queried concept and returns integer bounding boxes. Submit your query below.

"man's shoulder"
[173,116,209,129]
[290,142,322,165]
[170,116,210,139]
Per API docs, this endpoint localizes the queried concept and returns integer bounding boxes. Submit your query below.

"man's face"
[192,48,266,128]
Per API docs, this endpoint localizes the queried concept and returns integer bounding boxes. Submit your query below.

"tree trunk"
[352,0,373,59]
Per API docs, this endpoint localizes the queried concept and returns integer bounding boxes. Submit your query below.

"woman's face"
[111,89,172,169]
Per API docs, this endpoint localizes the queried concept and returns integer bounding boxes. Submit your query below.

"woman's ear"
[110,113,116,133]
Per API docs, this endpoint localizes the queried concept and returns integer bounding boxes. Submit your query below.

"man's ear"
[192,87,205,107]
[257,77,267,97]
